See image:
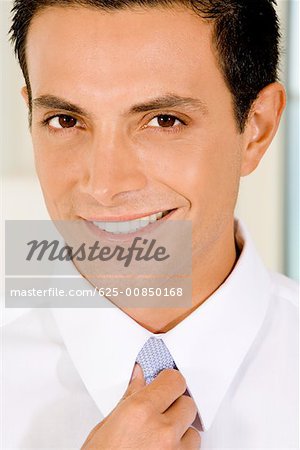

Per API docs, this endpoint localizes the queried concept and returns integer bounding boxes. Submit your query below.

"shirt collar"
[51,218,272,431]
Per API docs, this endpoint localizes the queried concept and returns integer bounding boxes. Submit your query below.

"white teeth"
[118,222,128,233]
[109,222,119,233]
[92,210,169,234]
[139,218,150,228]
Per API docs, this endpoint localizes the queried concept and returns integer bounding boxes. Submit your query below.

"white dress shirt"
[2,219,299,449]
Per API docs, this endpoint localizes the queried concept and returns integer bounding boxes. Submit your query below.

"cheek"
[140,130,241,208]
[32,130,85,197]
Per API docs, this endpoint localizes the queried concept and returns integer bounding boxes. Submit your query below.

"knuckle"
[182,395,194,407]
[164,369,186,389]
[189,427,202,447]
[161,423,177,448]
[129,396,152,421]
[174,370,187,389]
[183,395,197,414]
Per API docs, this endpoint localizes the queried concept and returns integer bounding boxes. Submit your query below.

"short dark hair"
[9,0,281,132]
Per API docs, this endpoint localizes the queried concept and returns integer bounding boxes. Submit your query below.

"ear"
[241,82,286,177]
[21,86,29,107]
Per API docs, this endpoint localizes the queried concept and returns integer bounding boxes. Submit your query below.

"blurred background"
[1,0,299,281]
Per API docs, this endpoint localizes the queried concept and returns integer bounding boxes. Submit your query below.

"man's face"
[25,5,245,264]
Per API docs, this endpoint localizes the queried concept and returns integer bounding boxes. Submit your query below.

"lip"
[84,208,178,242]
[85,208,175,222]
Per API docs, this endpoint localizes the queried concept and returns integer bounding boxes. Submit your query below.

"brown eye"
[58,115,77,128]
[47,115,78,129]
[157,115,177,127]
[147,114,182,129]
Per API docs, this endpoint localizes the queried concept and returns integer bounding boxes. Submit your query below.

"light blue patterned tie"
[136,336,177,384]
[136,336,203,431]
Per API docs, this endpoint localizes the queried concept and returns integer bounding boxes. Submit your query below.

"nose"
[81,131,147,206]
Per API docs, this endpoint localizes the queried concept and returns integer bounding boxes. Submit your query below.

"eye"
[47,114,79,129]
[147,114,183,128]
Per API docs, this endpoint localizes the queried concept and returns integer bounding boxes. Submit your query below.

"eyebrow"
[32,93,208,117]
[33,95,88,116]
[129,94,208,115]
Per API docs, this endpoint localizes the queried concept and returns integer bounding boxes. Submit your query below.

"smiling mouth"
[90,209,175,234]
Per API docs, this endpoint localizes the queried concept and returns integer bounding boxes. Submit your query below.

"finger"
[181,426,201,449]
[82,417,107,446]
[141,369,187,413]
[165,395,198,439]
[121,363,146,401]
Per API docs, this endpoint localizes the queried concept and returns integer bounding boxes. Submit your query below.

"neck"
[122,219,239,333]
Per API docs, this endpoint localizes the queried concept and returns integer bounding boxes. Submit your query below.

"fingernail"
[131,363,141,380]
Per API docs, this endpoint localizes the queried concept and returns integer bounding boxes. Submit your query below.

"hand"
[81,364,201,449]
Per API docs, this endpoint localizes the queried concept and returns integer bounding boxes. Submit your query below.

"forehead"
[25,6,226,107]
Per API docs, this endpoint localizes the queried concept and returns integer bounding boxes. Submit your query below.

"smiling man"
[3,0,299,449]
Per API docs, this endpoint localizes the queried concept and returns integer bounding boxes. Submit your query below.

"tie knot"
[136,337,177,384]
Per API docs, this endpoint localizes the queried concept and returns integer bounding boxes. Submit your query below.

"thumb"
[96,364,145,432]
[130,362,145,383]
[122,363,146,400]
